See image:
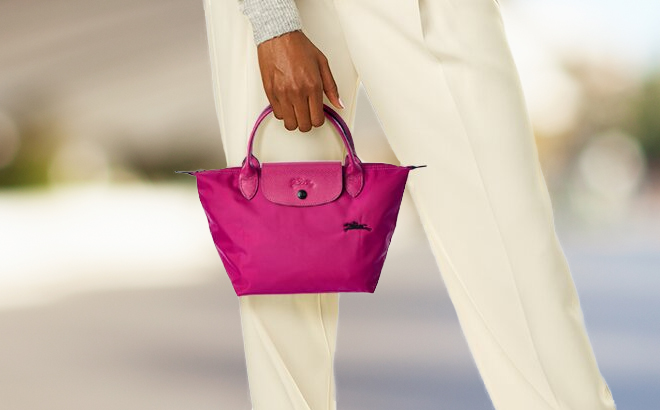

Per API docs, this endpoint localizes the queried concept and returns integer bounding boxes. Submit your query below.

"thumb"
[318,55,344,110]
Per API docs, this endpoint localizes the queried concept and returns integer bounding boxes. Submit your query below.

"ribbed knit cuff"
[238,0,304,45]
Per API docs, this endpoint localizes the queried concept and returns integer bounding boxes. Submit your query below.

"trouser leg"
[238,294,340,410]
[330,0,617,408]
[201,0,361,409]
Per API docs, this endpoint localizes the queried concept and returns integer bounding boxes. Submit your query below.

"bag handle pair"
[239,103,365,200]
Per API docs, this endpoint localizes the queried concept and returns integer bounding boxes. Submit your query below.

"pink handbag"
[178,103,426,296]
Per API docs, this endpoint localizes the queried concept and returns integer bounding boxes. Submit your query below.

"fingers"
[269,81,324,132]
[292,94,312,132]
[265,82,298,131]
[279,101,298,131]
[257,31,342,132]
[308,82,325,129]
[318,54,344,110]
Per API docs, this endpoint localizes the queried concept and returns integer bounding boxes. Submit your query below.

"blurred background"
[0,0,658,409]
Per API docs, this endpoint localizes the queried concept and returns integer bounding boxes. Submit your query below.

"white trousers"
[201,0,617,409]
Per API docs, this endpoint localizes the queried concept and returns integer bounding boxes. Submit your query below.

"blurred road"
[0,183,658,410]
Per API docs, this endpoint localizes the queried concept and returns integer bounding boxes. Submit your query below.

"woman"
[201,0,617,409]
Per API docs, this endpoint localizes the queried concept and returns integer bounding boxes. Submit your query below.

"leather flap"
[260,161,343,206]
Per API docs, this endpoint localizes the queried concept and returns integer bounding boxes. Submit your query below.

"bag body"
[179,103,426,296]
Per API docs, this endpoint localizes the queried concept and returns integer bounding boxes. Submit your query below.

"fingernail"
[338,97,345,108]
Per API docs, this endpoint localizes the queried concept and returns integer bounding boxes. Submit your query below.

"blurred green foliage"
[629,70,660,168]
[0,121,55,188]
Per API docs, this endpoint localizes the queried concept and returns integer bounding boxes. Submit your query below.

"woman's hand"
[257,30,344,132]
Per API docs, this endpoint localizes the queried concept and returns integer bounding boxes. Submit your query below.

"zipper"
[174,169,208,175]
[176,165,427,174]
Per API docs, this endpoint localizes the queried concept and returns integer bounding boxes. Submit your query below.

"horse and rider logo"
[343,221,372,232]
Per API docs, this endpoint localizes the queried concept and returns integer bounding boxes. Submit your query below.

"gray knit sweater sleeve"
[238,0,303,45]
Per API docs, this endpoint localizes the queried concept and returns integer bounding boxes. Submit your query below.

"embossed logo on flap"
[290,177,315,187]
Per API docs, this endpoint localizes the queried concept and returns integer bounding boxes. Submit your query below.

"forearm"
[238,0,303,45]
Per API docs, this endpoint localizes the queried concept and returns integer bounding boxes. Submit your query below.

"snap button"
[297,189,307,199]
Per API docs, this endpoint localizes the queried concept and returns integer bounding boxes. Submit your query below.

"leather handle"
[242,103,361,168]
[239,103,365,200]
[321,103,357,154]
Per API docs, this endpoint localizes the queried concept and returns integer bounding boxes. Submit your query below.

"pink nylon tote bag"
[178,103,426,296]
